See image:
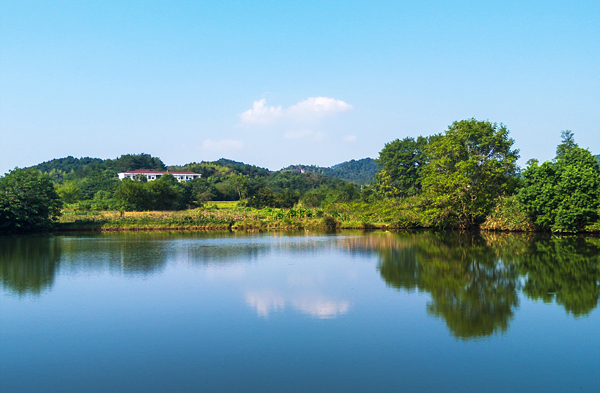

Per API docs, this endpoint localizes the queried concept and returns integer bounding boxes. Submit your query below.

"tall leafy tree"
[0,168,63,232]
[421,119,519,228]
[375,136,429,197]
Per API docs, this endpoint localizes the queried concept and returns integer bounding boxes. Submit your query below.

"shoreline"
[3,205,599,235]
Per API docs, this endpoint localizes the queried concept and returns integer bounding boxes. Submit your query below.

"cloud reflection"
[245,290,285,318]
[245,290,350,319]
[291,297,350,319]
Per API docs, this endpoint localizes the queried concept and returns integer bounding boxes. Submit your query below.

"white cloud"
[287,97,353,119]
[343,135,357,142]
[202,139,244,150]
[239,99,283,124]
[240,97,353,124]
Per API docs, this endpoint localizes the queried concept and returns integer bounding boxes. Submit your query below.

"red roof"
[119,170,199,175]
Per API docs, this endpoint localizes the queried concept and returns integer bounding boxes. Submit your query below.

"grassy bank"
[56,202,392,232]
[55,199,600,233]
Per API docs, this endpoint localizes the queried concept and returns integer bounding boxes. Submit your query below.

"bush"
[0,168,62,232]
[321,215,338,229]
[481,196,535,231]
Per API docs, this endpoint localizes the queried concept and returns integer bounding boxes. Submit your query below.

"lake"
[1,231,599,392]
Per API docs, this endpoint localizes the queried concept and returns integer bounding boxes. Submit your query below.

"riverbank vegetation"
[2,119,599,234]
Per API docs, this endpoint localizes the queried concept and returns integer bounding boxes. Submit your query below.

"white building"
[118,170,201,182]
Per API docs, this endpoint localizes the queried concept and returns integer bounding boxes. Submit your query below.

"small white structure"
[118,170,201,182]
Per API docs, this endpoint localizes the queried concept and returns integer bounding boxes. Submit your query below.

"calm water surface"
[1,231,599,392]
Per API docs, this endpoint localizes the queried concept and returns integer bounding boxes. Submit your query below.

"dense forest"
[1,119,599,233]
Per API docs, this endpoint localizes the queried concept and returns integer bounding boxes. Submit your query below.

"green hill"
[283,158,379,184]
[34,154,166,177]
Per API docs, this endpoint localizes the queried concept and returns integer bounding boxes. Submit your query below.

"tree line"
[372,121,599,232]
[1,119,599,232]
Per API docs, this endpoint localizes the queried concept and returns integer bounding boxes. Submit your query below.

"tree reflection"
[57,233,171,276]
[516,236,600,317]
[375,232,519,340]
[0,235,61,296]
[368,231,600,339]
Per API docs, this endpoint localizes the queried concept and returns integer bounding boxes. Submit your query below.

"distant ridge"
[29,154,379,185]
[32,154,166,174]
[283,158,379,185]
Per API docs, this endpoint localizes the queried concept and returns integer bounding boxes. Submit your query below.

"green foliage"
[481,195,535,231]
[176,159,270,179]
[34,153,165,183]
[30,154,366,210]
[283,158,379,185]
[55,180,82,204]
[517,144,600,232]
[35,156,104,174]
[555,130,576,159]
[300,183,361,208]
[185,178,217,205]
[246,187,279,209]
[265,171,347,194]
[113,174,188,211]
[324,197,425,228]
[0,168,63,232]
[421,119,519,228]
[375,136,429,197]
[113,178,151,211]
[146,174,186,210]
[321,215,338,229]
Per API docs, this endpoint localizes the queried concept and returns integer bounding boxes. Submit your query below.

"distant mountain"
[283,158,379,185]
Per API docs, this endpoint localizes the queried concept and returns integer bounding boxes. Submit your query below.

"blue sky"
[1,0,598,173]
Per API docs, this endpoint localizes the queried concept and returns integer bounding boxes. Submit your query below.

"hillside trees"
[0,168,62,232]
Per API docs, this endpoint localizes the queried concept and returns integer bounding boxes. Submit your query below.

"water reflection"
[2,231,598,333]
[0,236,61,296]
[344,231,599,340]
[516,236,600,317]
[372,232,519,340]
[245,290,350,319]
